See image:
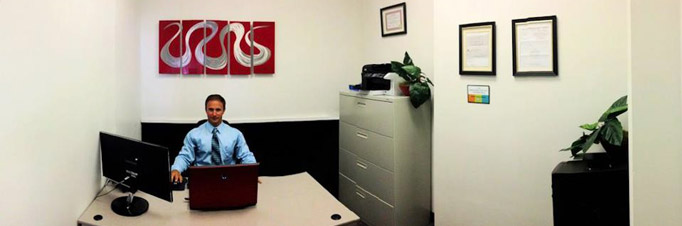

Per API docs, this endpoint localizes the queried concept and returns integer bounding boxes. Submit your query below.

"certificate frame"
[459,22,496,75]
[512,15,558,76]
[380,2,407,37]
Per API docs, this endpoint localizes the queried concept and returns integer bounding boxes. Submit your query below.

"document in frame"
[515,20,553,72]
[460,22,495,75]
[464,31,491,68]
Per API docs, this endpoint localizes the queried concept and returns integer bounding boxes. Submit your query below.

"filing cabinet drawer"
[339,148,357,180]
[355,185,395,226]
[339,122,395,171]
[339,94,394,137]
[339,148,395,205]
[339,173,363,215]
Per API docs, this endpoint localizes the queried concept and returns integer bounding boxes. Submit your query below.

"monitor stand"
[111,193,149,216]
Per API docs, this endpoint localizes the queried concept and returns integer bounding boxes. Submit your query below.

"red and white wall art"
[159,20,275,75]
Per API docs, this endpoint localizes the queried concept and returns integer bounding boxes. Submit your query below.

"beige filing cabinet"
[338,92,432,226]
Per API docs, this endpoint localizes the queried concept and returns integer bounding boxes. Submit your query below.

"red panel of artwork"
[159,20,182,74]
[205,20,228,75]
[253,21,275,74]
[229,21,251,75]
[182,20,205,75]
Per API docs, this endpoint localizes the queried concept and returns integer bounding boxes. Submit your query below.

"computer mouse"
[171,179,187,191]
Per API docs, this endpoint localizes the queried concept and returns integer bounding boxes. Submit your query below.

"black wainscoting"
[141,120,339,197]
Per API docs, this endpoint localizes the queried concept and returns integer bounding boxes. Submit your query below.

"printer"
[356,64,405,96]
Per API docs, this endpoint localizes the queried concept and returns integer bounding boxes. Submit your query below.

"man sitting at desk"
[170,94,256,183]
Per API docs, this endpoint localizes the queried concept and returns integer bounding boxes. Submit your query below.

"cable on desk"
[96,176,131,198]
[95,179,116,198]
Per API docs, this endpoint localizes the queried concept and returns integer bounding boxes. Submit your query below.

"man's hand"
[171,170,183,183]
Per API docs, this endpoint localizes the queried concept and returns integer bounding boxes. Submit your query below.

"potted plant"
[561,95,629,165]
[391,52,434,108]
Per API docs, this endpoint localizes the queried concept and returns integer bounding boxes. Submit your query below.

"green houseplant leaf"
[580,128,602,154]
[403,52,414,66]
[390,52,434,109]
[599,95,628,121]
[560,95,629,159]
[599,119,623,146]
[561,133,590,157]
[391,61,412,82]
[579,122,599,131]
[409,82,431,108]
[402,65,421,81]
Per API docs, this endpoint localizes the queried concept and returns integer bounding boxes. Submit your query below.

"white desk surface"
[78,172,358,226]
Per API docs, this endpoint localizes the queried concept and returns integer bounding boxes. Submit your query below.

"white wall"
[0,0,140,225]
[629,0,682,225]
[139,0,364,123]
[359,0,434,82]
[432,0,629,225]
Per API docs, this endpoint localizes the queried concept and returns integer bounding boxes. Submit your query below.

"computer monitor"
[99,132,173,216]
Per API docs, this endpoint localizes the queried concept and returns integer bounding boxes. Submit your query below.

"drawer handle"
[356,132,368,139]
[355,191,366,199]
[356,161,368,170]
[356,102,367,107]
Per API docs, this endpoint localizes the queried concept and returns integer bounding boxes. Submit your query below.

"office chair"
[196,119,230,126]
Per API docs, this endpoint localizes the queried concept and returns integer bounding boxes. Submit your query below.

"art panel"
[159,20,182,74]
[252,21,275,74]
[205,20,229,75]
[229,21,252,75]
[182,20,205,75]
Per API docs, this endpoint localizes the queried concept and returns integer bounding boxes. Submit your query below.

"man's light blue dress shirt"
[171,122,256,173]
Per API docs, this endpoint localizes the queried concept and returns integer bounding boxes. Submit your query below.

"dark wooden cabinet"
[552,157,629,226]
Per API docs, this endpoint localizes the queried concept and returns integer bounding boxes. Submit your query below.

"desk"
[78,173,359,226]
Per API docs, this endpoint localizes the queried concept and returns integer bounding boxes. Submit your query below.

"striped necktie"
[211,128,221,165]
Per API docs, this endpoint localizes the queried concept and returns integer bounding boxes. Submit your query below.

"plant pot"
[581,152,612,169]
[599,131,629,167]
[398,83,410,96]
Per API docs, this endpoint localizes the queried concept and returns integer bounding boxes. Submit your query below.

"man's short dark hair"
[205,94,226,110]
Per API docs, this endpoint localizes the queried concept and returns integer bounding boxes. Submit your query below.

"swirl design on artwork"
[161,21,272,70]
[229,23,251,68]
[185,21,207,68]
[248,25,272,67]
[203,21,229,70]
[159,22,184,68]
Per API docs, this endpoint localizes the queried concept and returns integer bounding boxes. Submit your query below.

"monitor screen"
[100,132,173,203]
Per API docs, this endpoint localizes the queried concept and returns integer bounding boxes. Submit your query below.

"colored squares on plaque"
[159,20,182,74]
[253,21,275,74]
[468,94,476,102]
[229,21,252,75]
[467,85,490,104]
[205,20,229,75]
[182,20,205,75]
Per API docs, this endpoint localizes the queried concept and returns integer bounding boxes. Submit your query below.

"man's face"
[205,100,225,126]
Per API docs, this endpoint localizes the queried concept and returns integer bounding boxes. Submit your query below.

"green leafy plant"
[391,52,434,108]
[561,95,628,158]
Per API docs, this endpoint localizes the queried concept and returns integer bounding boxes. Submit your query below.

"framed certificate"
[459,22,496,75]
[380,2,407,37]
[512,16,558,76]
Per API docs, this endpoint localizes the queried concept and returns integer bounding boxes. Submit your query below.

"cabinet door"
[339,94,394,137]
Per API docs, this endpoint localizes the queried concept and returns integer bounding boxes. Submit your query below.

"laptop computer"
[188,163,259,210]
